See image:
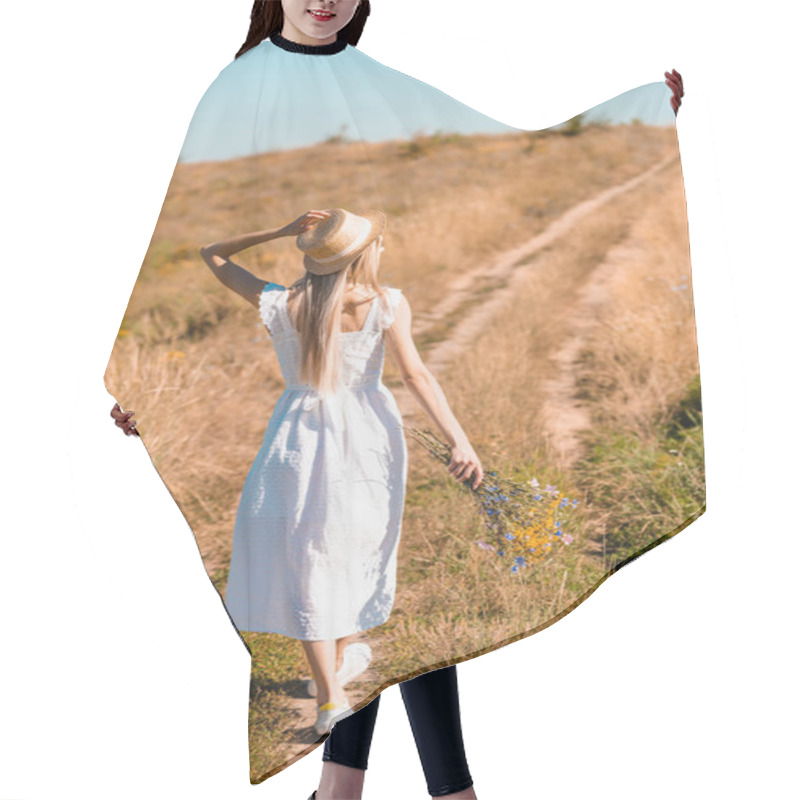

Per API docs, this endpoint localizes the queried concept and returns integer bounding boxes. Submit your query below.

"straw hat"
[296,208,386,275]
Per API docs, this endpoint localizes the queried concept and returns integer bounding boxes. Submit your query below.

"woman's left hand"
[280,209,331,237]
[665,69,684,116]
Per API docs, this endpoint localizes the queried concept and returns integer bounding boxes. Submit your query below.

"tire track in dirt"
[393,154,677,421]
[537,233,651,469]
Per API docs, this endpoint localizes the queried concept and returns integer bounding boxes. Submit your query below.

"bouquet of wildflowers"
[403,426,579,574]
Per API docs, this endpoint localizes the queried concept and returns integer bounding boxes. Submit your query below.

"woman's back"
[287,284,384,335]
[260,281,404,393]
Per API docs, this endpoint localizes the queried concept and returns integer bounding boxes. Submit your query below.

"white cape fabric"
[104,31,704,784]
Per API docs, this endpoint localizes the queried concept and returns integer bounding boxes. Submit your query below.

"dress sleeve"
[259,282,286,336]
[379,287,404,332]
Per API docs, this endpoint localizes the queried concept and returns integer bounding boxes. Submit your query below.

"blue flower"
[505,533,515,540]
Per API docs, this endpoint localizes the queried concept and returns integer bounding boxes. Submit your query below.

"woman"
[110,2,684,797]
[199,204,482,729]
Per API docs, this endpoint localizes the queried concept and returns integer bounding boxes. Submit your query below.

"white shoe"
[306,643,372,698]
[314,701,354,736]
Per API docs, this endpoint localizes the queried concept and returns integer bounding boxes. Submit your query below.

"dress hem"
[233,617,391,641]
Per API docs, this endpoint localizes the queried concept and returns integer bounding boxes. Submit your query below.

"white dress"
[224,282,408,640]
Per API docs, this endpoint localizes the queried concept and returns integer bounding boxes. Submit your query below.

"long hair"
[287,237,388,395]
[236,1,372,59]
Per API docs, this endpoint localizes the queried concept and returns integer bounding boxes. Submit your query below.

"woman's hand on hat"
[280,210,331,237]
[448,440,484,490]
[110,402,139,437]
[665,69,683,115]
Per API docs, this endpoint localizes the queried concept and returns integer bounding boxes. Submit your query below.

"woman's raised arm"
[386,294,484,489]
[199,225,286,309]
[199,246,268,309]
[199,210,330,308]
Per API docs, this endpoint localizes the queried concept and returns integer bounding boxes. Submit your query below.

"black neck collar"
[269,32,348,55]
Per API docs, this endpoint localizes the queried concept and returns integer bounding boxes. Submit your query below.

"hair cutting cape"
[104,32,704,784]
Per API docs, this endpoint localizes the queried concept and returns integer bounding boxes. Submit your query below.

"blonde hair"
[287,237,388,395]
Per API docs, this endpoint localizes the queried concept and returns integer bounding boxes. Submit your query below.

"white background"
[1,1,797,798]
